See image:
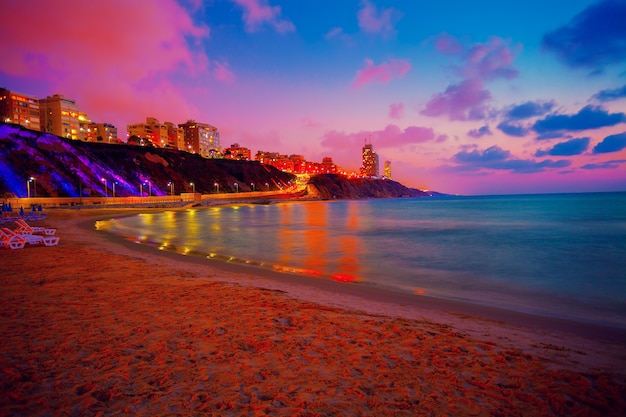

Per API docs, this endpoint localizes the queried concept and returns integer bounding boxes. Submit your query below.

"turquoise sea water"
[97,192,626,328]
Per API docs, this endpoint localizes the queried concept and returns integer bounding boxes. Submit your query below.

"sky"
[1,0,626,195]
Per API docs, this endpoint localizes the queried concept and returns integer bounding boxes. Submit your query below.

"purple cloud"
[592,84,626,102]
[506,100,555,120]
[452,145,570,173]
[352,59,411,89]
[535,137,590,157]
[231,0,295,34]
[533,105,626,134]
[463,37,520,80]
[433,34,520,81]
[581,159,626,169]
[357,0,401,38]
[435,33,463,54]
[592,132,626,154]
[321,124,441,150]
[542,0,626,70]
[497,121,529,137]
[467,125,492,138]
[389,102,404,119]
[421,78,490,121]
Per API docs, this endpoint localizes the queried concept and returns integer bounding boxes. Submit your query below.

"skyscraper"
[362,142,378,177]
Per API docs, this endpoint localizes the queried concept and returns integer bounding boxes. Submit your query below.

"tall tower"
[362,141,378,177]
[384,160,391,179]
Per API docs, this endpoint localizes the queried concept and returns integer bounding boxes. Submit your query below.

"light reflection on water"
[96,194,626,328]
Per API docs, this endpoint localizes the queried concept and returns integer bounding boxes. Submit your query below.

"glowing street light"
[251,182,255,192]
[26,177,36,198]
[214,182,219,193]
[190,182,195,193]
[113,181,118,198]
[168,181,174,195]
[101,178,108,197]
[234,182,238,193]
[265,182,269,190]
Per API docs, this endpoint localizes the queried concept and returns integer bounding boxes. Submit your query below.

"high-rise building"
[0,88,41,131]
[384,160,391,179]
[39,94,82,139]
[361,142,378,177]
[179,120,221,157]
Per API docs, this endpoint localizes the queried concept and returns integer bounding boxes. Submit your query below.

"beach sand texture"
[1,209,625,416]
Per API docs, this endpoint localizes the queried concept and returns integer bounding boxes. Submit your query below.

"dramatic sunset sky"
[2,0,626,195]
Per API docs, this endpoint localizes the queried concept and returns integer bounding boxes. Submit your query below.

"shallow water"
[97,192,626,328]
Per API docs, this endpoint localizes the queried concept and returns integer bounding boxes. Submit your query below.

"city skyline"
[1,0,625,195]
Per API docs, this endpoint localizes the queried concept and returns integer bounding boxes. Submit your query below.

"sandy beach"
[1,208,625,416]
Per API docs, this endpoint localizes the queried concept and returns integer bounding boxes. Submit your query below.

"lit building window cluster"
[254,151,343,176]
[2,86,389,180]
[1,88,117,142]
[223,143,252,160]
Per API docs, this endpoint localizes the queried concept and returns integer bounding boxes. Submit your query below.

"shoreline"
[90,206,626,342]
[2,206,626,415]
[73,208,626,364]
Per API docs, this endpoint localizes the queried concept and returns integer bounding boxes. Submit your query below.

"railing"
[2,188,305,209]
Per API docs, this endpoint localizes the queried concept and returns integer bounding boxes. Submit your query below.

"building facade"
[384,160,391,179]
[179,120,221,157]
[361,143,379,177]
[39,94,82,139]
[0,88,41,131]
[86,123,118,143]
[224,143,251,160]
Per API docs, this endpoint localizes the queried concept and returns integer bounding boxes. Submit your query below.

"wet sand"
[1,208,625,416]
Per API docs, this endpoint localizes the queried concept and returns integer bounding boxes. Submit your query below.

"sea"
[96,192,626,329]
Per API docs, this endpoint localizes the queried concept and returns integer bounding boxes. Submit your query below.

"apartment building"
[179,120,221,157]
[0,88,41,131]
[39,94,82,139]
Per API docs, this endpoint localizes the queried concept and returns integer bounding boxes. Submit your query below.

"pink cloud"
[433,34,520,81]
[421,78,491,121]
[357,0,401,37]
[321,124,441,151]
[389,102,405,119]
[464,37,520,80]
[213,61,236,83]
[352,59,411,89]
[0,0,211,132]
[231,0,295,33]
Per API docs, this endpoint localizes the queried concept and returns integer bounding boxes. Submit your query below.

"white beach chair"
[1,228,59,247]
[0,228,26,250]
[14,219,56,235]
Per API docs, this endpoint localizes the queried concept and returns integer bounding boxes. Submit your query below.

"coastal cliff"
[0,123,436,199]
[306,174,432,199]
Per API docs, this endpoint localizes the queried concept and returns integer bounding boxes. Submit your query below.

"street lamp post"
[148,181,151,196]
[113,181,117,198]
[251,182,255,192]
[168,181,174,196]
[101,178,108,197]
[140,183,143,196]
[234,182,238,193]
[190,182,195,193]
[265,182,269,190]
[214,182,219,193]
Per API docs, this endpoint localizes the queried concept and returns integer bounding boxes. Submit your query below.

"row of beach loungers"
[0,219,60,250]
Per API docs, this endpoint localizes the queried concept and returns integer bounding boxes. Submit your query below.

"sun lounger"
[0,229,25,250]
[1,228,59,247]
[14,219,56,235]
